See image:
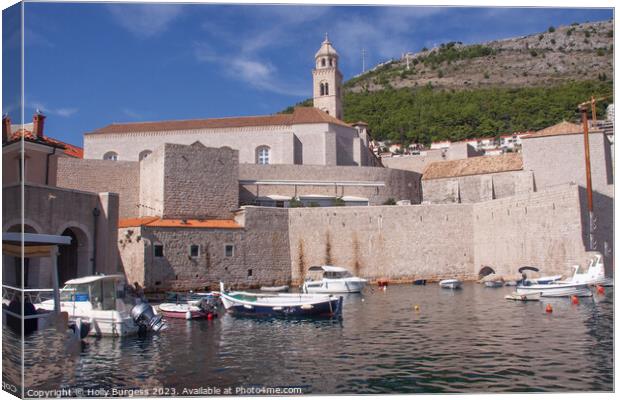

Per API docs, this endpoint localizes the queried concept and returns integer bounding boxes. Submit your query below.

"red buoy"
[596,285,605,295]
[207,313,214,320]
[545,304,553,313]
[571,295,579,305]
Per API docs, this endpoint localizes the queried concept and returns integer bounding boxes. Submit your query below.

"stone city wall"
[422,170,534,204]
[239,163,422,205]
[287,204,476,285]
[118,207,291,292]
[57,158,140,218]
[473,184,590,278]
[382,143,482,174]
[139,143,239,220]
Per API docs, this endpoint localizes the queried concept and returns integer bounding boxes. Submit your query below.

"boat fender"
[571,295,579,305]
[207,313,214,320]
[300,304,313,310]
[185,311,192,320]
[545,304,553,313]
[596,285,605,295]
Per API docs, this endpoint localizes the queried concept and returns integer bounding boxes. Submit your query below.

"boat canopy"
[518,266,540,273]
[64,274,126,286]
[308,265,350,273]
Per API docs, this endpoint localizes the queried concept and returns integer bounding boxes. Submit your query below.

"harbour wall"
[287,183,590,285]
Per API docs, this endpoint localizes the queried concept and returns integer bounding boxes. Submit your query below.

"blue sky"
[1,2,613,147]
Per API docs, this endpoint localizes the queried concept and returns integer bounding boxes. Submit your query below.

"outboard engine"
[198,297,219,316]
[130,302,166,334]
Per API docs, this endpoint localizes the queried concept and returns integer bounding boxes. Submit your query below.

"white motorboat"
[259,285,290,292]
[439,279,462,289]
[516,254,605,297]
[302,266,367,294]
[37,274,165,337]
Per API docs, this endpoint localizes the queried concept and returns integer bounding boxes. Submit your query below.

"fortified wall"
[286,183,590,285]
[239,164,421,205]
[57,158,140,219]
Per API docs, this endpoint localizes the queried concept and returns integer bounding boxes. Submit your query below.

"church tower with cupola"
[312,34,343,120]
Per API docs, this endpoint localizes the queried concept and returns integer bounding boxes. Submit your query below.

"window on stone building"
[321,58,326,67]
[324,82,329,95]
[256,146,270,165]
[139,150,152,161]
[103,151,119,161]
[154,244,164,257]
[225,244,234,257]
[247,269,253,277]
[329,58,333,66]
[189,245,200,258]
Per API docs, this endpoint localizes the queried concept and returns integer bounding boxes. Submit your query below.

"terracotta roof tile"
[6,129,83,158]
[522,121,601,139]
[422,153,523,180]
[118,217,242,229]
[88,107,350,135]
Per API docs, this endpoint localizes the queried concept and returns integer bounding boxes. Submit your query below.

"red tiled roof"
[88,107,350,135]
[522,121,600,139]
[6,129,83,158]
[118,217,242,229]
[422,153,523,180]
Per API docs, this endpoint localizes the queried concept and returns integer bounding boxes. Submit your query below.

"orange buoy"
[414,305,420,312]
[571,295,579,305]
[596,285,605,295]
[545,304,553,313]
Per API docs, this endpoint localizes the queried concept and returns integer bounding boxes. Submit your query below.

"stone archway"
[57,227,89,285]
[478,266,496,279]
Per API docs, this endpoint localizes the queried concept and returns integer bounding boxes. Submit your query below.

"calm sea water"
[3,283,614,395]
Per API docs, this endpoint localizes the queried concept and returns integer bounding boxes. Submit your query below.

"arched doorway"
[57,227,89,285]
[478,266,496,279]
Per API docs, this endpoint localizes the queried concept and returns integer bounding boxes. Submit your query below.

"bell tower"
[312,34,343,120]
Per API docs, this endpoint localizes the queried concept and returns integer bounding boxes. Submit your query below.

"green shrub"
[383,198,397,205]
[548,26,555,33]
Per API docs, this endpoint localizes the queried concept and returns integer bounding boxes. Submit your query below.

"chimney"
[2,114,11,143]
[33,111,46,138]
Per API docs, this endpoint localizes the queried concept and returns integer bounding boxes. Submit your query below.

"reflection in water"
[8,284,614,394]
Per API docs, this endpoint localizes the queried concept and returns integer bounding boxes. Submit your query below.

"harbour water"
[4,283,614,395]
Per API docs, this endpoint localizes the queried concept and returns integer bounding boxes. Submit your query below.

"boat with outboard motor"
[516,254,605,297]
[218,283,343,318]
[37,274,165,336]
[302,265,366,293]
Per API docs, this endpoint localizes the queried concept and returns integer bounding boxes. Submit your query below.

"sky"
[1,2,614,147]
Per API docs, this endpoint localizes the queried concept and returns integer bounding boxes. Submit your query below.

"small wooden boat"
[484,280,504,288]
[413,279,427,286]
[259,285,290,292]
[439,279,462,289]
[219,283,343,318]
[158,303,213,320]
[504,292,541,301]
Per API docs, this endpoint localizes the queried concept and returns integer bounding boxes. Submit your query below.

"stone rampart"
[239,164,421,205]
[57,158,140,218]
[287,204,476,284]
[422,170,534,204]
[473,184,590,278]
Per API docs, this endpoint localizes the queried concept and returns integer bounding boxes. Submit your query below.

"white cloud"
[107,4,184,38]
[29,102,77,118]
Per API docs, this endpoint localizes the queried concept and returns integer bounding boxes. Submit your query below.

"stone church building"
[84,37,376,167]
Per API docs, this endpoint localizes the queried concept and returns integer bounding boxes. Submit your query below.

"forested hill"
[282,20,613,144]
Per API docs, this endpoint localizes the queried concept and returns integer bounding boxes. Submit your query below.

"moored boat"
[413,279,427,286]
[158,303,215,320]
[37,275,166,337]
[219,283,343,318]
[484,280,504,288]
[259,285,290,292]
[504,292,541,301]
[302,266,367,293]
[439,279,462,289]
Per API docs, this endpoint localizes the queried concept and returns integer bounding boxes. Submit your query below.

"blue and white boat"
[218,283,343,318]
